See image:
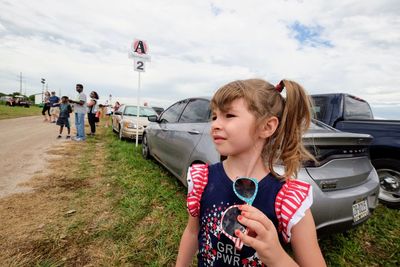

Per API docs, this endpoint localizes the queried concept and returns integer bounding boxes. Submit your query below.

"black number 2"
[137,61,144,70]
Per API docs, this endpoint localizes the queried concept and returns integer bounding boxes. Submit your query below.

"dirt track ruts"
[0,116,71,198]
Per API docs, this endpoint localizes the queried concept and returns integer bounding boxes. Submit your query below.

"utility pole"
[19,72,22,94]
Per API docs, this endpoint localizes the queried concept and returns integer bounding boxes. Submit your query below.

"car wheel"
[372,158,400,208]
[119,125,124,140]
[142,134,151,159]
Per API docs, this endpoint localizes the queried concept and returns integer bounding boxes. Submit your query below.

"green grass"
[320,205,400,266]
[0,104,42,119]
[102,130,189,266]
[16,125,395,266]
[99,129,399,266]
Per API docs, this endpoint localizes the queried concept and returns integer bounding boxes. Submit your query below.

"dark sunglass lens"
[221,207,245,236]
[235,178,256,198]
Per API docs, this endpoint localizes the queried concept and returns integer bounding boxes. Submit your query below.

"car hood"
[123,116,151,126]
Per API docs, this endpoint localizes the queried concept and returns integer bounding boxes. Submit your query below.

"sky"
[1,0,399,119]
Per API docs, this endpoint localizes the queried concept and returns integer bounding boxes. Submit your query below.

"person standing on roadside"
[41,91,51,122]
[87,91,99,136]
[56,96,72,139]
[113,101,121,113]
[69,84,87,141]
[103,100,113,128]
[49,91,60,123]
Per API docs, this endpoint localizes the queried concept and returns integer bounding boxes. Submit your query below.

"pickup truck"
[311,93,400,208]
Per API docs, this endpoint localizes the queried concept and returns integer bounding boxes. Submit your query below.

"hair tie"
[275,80,285,93]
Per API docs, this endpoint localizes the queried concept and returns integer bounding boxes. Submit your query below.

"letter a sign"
[133,40,148,55]
[131,39,150,72]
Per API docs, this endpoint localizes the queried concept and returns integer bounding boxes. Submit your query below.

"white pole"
[42,82,45,103]
[20,72,22,94]
[136,71,141,147]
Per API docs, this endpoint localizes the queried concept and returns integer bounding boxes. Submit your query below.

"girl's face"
[211,98,259,157]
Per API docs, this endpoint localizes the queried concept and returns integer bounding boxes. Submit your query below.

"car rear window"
[311,96,328,121]
[344,95,373,120]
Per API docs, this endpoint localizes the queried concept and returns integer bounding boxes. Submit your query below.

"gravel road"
[0,116,72,198]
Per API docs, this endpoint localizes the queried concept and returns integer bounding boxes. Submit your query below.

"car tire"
[372,158,400,208]
[142,134,151,159]
[119,125,124,140]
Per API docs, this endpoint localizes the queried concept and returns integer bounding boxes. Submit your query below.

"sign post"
[129,39,150,147]
[41,78,46,103]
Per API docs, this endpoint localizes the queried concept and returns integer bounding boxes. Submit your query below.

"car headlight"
[124,122,143,129]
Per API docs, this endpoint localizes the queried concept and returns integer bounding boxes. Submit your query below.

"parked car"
[142,97,380,235]
[311,93,400,208]
[112,104,158,140]
[5,95,31,107]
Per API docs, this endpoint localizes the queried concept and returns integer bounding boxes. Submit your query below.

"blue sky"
[0,0,399,119]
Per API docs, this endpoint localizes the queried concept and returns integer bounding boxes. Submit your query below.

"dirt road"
[0,116,72,198]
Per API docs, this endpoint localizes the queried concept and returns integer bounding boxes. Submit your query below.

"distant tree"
[12,92,20,97]
[0,92,6,97]
[28,94,35,102]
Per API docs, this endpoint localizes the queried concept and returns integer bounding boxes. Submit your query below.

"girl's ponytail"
[268,80,315,179]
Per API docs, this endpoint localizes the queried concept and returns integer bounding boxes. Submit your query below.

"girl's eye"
[226,113,236,118]
[211,116,217,121]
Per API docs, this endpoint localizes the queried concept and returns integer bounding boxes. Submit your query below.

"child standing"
[56,96,72,139]
[176,79,326,267]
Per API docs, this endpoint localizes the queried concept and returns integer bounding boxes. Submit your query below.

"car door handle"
[188,130,200,135]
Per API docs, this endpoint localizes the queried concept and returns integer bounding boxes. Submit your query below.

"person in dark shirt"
[56,96,72,139]
[177,79,326,267]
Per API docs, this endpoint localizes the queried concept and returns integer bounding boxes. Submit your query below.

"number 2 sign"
[134,58,145,72]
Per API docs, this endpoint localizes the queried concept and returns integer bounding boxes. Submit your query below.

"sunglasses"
[220,177,258,249]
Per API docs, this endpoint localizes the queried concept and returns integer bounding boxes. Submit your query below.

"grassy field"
[0,104,42,120]
[0,125,398,266]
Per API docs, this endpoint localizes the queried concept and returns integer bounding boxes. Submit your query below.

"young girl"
[56,96,72,139]
[176,79,326,267]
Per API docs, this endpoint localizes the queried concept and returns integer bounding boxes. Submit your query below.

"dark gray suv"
[142,97,380,235]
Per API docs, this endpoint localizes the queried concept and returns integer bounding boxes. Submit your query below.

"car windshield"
[123,106,157,117]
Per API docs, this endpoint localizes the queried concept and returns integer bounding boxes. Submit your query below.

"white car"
[112,104,158,140]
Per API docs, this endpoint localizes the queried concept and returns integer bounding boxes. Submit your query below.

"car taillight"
[304,145,369,167]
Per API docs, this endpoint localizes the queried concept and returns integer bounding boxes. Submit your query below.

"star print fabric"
[196,162,285,267]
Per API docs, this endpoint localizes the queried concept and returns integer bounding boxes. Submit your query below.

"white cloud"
[0,0,399,119]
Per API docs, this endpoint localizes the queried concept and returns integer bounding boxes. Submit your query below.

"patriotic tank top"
[186,162,313,267]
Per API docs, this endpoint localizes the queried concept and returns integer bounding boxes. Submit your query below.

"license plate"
[352,199,369,223]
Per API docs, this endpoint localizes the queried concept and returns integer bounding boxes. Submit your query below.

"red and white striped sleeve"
[186,164,209,217]
[275,179,313,243]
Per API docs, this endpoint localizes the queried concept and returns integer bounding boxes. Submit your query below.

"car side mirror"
[147,115,158,122]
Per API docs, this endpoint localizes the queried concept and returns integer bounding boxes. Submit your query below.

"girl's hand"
[236,205,297,267]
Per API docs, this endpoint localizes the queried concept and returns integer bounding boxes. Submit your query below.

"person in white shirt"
[69,84,87,141]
